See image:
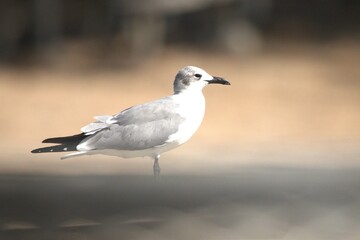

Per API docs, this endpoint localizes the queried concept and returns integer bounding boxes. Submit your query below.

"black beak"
[207,76,230,85]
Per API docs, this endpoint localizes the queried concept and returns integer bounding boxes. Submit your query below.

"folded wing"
[78,97,185,151]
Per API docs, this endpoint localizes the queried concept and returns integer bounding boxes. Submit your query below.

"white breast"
[166,91,206,145]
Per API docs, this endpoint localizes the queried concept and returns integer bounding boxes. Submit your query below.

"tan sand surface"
[1,41,360,174]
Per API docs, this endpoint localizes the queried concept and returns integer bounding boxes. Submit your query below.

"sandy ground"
[0,41,360,239]
[1,41,360,174]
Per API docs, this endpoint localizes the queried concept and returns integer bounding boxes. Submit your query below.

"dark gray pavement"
[1,165,359,239]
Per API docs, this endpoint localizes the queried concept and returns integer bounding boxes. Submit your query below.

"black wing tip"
[33,133,86,154]
[42,133,86,144]
[31,148,43,153]
[42,137,66,143]
[42,138,55,143]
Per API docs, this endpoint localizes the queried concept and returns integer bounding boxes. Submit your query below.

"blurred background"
[1,0,360,239]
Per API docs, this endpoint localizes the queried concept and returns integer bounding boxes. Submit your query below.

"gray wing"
[79,97,185,151]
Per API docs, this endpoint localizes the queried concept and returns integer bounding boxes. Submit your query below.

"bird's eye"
[194,73,202,79]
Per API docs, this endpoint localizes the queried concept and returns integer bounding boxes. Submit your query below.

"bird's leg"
[153,154,161,180]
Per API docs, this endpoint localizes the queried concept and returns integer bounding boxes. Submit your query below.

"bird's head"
[173,66,230,94]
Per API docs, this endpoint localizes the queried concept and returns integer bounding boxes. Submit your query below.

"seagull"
[31,66,230,177]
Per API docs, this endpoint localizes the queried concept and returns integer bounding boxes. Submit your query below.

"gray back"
[82,97,185,151]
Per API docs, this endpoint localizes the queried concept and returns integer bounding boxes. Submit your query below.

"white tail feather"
[80,115,112,134]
